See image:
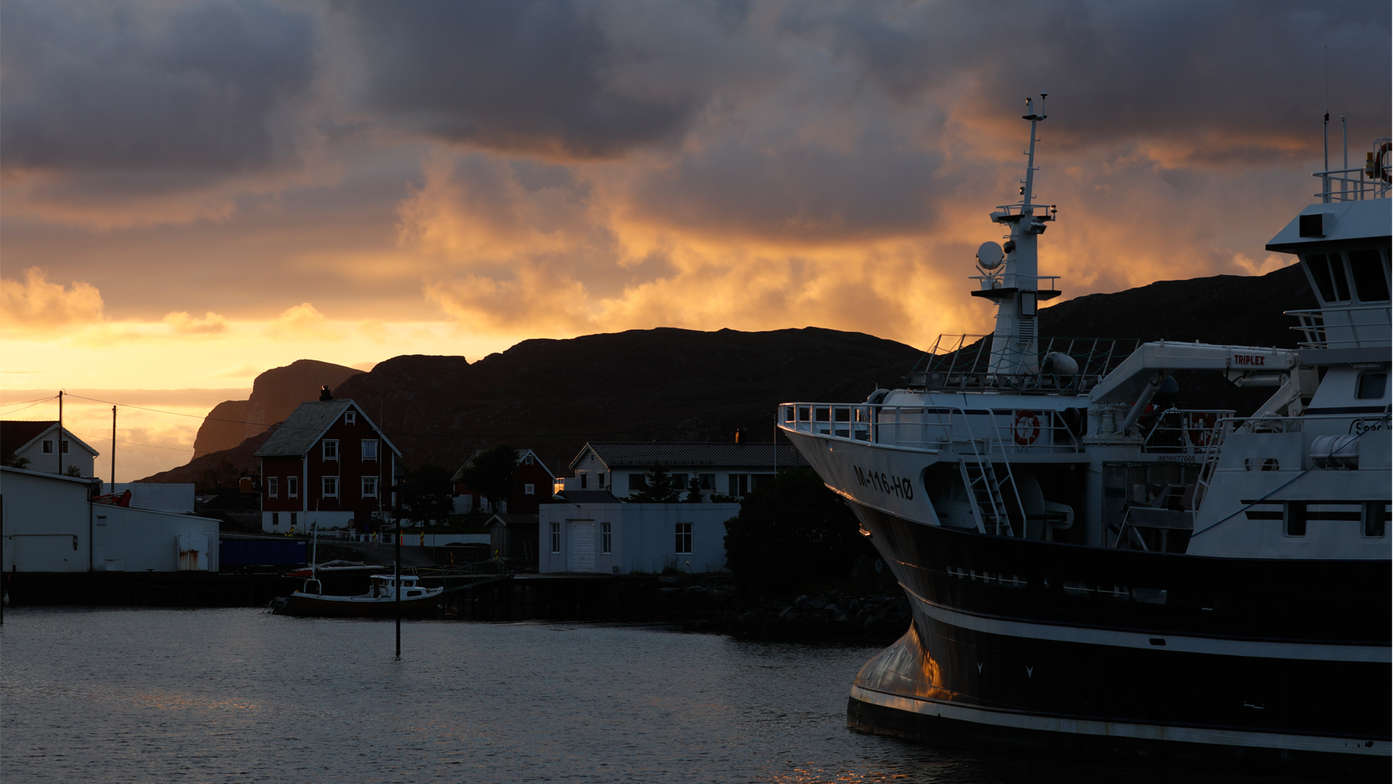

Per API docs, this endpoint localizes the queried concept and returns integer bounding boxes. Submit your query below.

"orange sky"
[2,0,1388,481]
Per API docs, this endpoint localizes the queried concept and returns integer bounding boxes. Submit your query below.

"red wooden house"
[254,397,402,534]
[451,448,556,515]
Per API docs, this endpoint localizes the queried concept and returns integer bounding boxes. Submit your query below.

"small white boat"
[272,573,445,618]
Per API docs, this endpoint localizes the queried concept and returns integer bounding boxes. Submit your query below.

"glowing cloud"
[0,267,104,329]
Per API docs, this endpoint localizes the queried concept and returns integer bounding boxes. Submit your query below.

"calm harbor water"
[2,608,995,783]
[1,609,1323,783]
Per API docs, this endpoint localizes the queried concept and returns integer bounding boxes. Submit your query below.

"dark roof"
[1,420,99,459]
[451,447,555,484]
[570,442,806,472]
[254,399,401,458]
[486,512,539,528]
[549,489,621,504]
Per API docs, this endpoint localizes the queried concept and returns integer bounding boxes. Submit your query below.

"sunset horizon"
[3,0,1388,481]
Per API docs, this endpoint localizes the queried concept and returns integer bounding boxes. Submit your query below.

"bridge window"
[1356,371,1387,400]
[1305,253,1351,302]
[1284,503,1307,537]
[1348,249,1390,302]
[1364,502,1389,538]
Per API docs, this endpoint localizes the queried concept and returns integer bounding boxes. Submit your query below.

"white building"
[2,466,219,572]
[539,497,738,574]
[564,442,804,500]
[540,441,805,574]
[2,420,99,478]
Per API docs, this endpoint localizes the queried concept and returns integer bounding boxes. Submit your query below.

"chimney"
[319,385,333,401]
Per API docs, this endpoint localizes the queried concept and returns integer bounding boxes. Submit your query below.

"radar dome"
[976,241,1005,270]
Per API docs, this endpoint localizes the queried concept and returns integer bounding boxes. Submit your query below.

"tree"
[723,468,867,595]
[683,477,704,503]
[400,464,453,525]
[457,444,517,513]
[628,466,679,503]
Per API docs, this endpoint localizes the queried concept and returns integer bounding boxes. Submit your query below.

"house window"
[322,476,339,498]
[598,473,606,488]
[345,410,356,426]
[1356,371,1387,400]
[362,476,378,498]
[272,512,280,527]
[267,477,279,498]
[290,512,297,527]
[323,439,339,461]
[287,476,298,498]
[675,522,692,554]
[362,439,379,461]
[698,473,715,490]
[601,522,612,554]
[728,473,750,497]
[551,522,561,553]
[524,483,535,496]
[60,439,69,454]
[580,473,588,489]
[42,440,53,454]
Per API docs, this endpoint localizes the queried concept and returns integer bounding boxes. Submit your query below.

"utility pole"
[111,405,117,494]
[57,390,64,476]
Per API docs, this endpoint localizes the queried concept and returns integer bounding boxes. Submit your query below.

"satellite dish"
[976,241,1005,270]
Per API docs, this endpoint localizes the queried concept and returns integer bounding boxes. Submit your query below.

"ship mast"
[974,93,1061,382]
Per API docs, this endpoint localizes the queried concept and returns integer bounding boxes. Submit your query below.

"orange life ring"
[1186,412,1218,446]
[1012,411,1041,445]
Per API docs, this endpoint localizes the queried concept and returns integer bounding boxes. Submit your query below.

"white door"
[567,521,595,572]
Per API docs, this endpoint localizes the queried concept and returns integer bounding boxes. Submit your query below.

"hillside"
[191,359,363,458]
[147,263,1318,487]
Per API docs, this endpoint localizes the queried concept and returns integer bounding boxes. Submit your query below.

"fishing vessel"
[271,573,445,618]
[778,96,1390,767]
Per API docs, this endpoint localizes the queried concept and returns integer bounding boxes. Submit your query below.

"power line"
[61,392,279,429]
[0,395,58,416]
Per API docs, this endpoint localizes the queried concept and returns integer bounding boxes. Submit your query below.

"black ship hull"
[847,502,1390,767]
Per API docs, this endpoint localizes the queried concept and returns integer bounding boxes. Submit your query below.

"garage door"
[567,521,595,572]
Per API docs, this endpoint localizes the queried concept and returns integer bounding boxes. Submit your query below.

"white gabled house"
[1,420,99,478]
[540,441,806,575]
[564,441,804,500]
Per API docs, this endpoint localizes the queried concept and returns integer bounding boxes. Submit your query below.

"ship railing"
[907,334,1139,393]
[777,402,1085,454]
[1315,165,1391,203]
[1139,408,1236,456]
[970,274,1061,296]
[1287,305,1392,349]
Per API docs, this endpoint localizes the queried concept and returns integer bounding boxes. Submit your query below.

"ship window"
[1348,249,1390,302]
[1331,258,1351,300]
[1356,371,1387,400]
[1284,503,1307,537]
[1363,502,1388,537]
[1305,254,1340,301]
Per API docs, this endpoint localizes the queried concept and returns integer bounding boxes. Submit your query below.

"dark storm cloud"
[330,0,746,160]
[632,132,950,243]
[783,1,1390,160]
[1,0,315,185]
